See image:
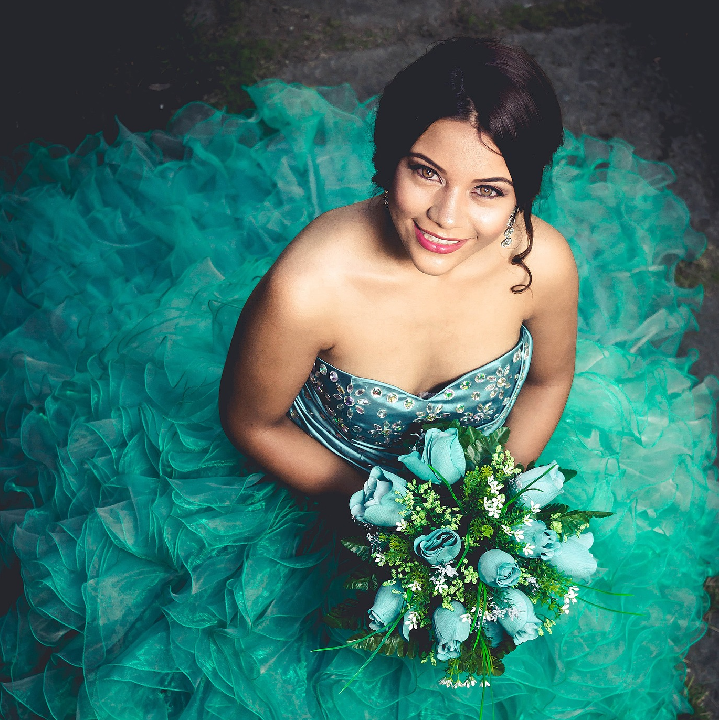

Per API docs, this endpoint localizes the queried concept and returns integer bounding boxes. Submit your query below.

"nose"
[427,185,463,229]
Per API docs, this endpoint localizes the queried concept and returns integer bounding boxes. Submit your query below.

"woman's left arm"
[505,226,579,467]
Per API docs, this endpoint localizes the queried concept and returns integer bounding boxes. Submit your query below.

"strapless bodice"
[289,326,532,471]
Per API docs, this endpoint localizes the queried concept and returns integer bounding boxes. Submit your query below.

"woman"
[220,38,578,492]
[0,37,714,720]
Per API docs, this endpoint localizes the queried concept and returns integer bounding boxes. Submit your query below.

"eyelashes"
[409,163,440,182]
[475,185,505,198]
[408,163,506,198]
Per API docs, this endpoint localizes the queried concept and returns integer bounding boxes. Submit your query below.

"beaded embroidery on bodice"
[289,326,532,471]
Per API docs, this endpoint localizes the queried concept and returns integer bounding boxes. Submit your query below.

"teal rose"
[498,588,542,645]
[513,520,560,559]
[368,581,404,630]
[350,466,406,527]
[478,549,521,588]
[398,428,465,485]
[512,464,565,509]
[548,532,597,581]
[433,601,472,661]
[414,528,462,566]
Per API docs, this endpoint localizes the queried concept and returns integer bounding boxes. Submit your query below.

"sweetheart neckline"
[315,325,531,402]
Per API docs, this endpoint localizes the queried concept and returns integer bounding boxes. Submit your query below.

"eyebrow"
[408,152,514,186]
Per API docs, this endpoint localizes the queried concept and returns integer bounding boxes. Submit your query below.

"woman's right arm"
[218,250,367,496]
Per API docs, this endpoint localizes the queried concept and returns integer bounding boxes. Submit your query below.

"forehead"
[410,119,510,177]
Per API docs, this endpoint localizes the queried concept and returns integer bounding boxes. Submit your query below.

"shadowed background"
[0,0,717,717]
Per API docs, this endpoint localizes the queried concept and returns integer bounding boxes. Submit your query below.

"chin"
[406,249,467,277]
[415,262,456,277]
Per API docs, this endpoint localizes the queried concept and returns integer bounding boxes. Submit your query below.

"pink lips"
[413,223,470,254]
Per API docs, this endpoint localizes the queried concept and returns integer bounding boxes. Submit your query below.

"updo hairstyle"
[373,37,563,292]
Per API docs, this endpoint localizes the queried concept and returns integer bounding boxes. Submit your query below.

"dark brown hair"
[373,37,563,292]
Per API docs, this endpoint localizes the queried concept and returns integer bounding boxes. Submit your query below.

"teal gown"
[0,81,717,720]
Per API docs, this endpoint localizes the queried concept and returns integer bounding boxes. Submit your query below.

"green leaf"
[458,640,493,677]
[457,424,484,449]
[341,537,373,562]
[378,633,420,659]
[492,426,511,447]
[465,440,492,467]
[496,634,516,654]
[324,599,366,630]
[468,426,512,467]
[559,468,577,481]
[348,630,420,659]
[537,503,569,518]
[465,444,478,466]
[346,631,384,650]
[343,570,380,592]
[539,508,614,539]
[493,634,517,662]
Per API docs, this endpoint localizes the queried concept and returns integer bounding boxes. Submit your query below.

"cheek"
[391,175,424,216]
[470,207,512,237]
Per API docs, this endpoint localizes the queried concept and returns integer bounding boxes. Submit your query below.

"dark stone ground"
[0,0,717,716]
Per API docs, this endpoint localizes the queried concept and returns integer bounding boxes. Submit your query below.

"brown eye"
[476,186,502,198]
[410,163,439,181]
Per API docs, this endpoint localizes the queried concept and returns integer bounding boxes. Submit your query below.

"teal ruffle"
[0,81,717,720]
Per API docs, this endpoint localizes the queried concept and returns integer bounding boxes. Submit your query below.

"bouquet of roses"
[322,422,612,690]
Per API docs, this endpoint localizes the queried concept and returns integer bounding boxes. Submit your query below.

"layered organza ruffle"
[0,81,716,720]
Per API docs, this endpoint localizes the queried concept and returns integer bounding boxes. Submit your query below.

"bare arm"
[504,227,579,467]
[219,245,366,495]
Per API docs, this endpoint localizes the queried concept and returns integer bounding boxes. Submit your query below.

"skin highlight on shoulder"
[518,216,577,311]
[273,200,381,277]
[252,199,387,352]
[529,217,577,285]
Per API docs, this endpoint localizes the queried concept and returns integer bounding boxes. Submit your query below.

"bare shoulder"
[519,216,578,323]
[250,200,376,322]
[284,200,375,265]
[528,216,578,295]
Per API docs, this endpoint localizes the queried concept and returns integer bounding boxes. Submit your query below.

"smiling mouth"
[413,223,471,254]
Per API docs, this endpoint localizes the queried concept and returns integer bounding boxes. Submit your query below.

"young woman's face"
[388,119,518,277]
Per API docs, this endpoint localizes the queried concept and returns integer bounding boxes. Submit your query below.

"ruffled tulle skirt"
[0,81,717,720]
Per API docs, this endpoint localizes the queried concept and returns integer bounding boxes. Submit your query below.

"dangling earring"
[383,190,389,209]
[501,207,520,248]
